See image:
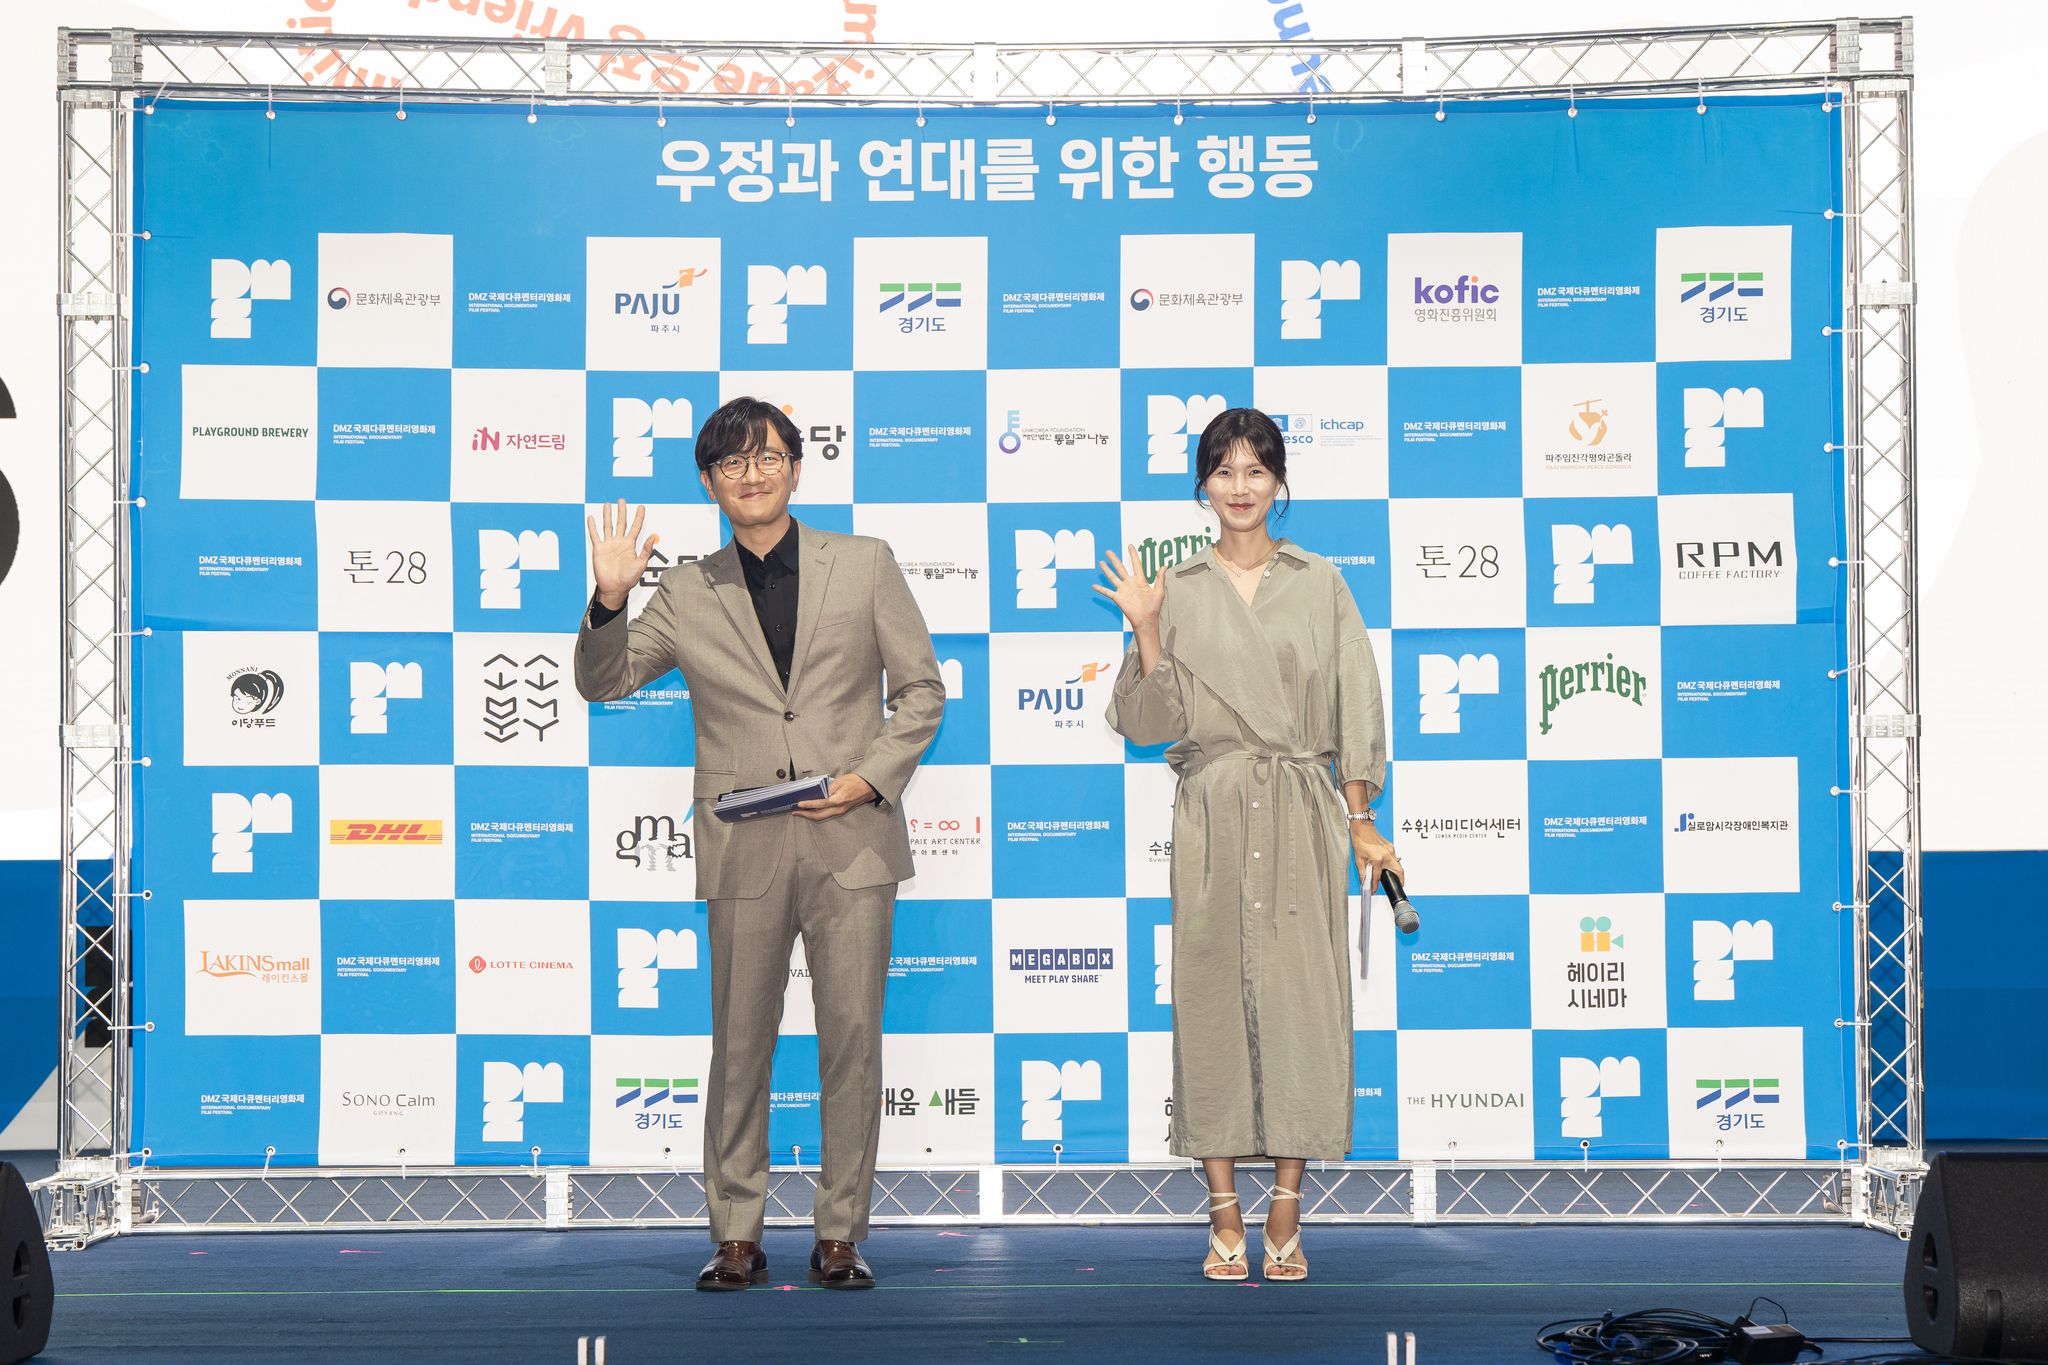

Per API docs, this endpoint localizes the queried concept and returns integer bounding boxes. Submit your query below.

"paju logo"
[1552,523,1633,604]
[615,1073,700,1130]
[1014,527,1095,609]
[1560,1055,1640,1139]
[1279,258,1360,339]
[1413,274,1500,305]
[1017,662,1112,715]
[211,258,291,338]
[212,793,292,872]
[1132,529,1215,582]
[1692,919,1772,1001]
[328,820,442,845]
[481,1061,564,1142]
[479,529,560,610]
[1146,393,1228,475]
[615,813,693,871]
[228,667,285,716]
[616,267,711,318]
[1568,398,1609,446]
[1682,387,1764,468]
[1128,288,1154,311]
[747,264,827,344]
[611,396,694,478]
[350,661,422,735]
[617,926,698,1008]
[1020,1059,1101,1140]
[1419,652,1498,735]
[1536,653,1648,736]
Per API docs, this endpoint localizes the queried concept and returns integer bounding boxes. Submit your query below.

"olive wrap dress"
[1105,540,1387,1159]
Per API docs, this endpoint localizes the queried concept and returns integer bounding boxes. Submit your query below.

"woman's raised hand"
[1093,543,1166,634]
[587,498,659,611]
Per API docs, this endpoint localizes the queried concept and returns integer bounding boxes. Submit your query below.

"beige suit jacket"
[574,521,945,900]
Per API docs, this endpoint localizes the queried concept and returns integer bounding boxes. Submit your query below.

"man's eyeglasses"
[710,451,791,479]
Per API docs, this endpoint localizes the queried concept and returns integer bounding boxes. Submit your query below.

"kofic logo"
[1413,274,1500,305]
[350,661,423,734]
[1560,1055,1640,1139]
[211,258,291,338]
[328,820,443,845]
[614,1073,700,1130]
[615,814,693,872]
[1020,1058,1101,1140]
[1552,523,1633,604]
[1016,662,1112,715]
[1153,925,1173,1005]
[1692,919,1772,1001]
[615,267,712,319]
[1278,258,1360,339]
[1682,387,1764,468]
[1146,393,1228,475]
[228,668,285,720]
[1419,652,1498,735]
[611,397,694,477]
[616,926,698,1008]
[478,529,559,609]
[481,1060,564,1142]
[1536,653,1648,736]
[211,793,292,872]
[1014,528,1095,609]
[1579,916,1623,952]
[746,265,827,344]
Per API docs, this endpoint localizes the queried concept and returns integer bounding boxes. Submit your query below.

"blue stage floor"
[35,1221,1917,1364]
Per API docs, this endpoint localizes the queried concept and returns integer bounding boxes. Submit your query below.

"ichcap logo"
[329,820,443,845]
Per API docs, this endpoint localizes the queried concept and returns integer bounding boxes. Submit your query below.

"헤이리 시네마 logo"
[211,258,291,339]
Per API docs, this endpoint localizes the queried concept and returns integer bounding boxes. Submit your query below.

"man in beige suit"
[577,397,944,1291]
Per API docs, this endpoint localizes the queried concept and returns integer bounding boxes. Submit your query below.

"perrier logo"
[1538,654,1648,735]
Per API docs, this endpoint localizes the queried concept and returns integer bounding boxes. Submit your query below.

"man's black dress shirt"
[587,519,801,689]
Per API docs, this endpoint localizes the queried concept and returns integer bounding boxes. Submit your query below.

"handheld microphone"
[1379,869,1420,934]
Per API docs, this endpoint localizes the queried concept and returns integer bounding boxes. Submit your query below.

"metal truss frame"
[44,18,1920,1247]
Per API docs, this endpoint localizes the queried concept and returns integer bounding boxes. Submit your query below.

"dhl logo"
[329,820,443,845]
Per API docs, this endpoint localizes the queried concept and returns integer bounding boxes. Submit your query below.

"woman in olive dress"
[1099,408,1401,1283]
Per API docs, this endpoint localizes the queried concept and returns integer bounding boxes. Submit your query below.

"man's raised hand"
[587,498,659,612]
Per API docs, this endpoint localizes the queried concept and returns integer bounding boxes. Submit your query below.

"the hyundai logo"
[1128,288,1153,311]
[326,286,351,310]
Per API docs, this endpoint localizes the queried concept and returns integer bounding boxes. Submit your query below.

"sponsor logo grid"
[134,106,1846,1167]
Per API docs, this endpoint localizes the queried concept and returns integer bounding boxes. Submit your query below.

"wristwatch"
[1346,811,1375,822]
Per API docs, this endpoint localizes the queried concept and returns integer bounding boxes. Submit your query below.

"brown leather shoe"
[809,1239,875,1289]
[696,1240,768,1291]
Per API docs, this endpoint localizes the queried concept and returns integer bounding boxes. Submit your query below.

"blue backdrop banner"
[131,94,1853,1167]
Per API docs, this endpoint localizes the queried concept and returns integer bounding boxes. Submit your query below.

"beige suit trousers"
[703,816,895,1243]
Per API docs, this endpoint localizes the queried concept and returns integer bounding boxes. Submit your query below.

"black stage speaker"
[0,1161,52,1364]
[1904,1151,2048,1359]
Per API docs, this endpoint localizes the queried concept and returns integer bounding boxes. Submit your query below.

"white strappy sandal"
[1201,1190,1250,1280]
[1262,1186,1308,1282]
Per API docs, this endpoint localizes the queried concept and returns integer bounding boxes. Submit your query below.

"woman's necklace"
[1215,541,1277,578]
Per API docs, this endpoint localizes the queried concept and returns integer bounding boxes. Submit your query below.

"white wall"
[0,1,2037,852]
